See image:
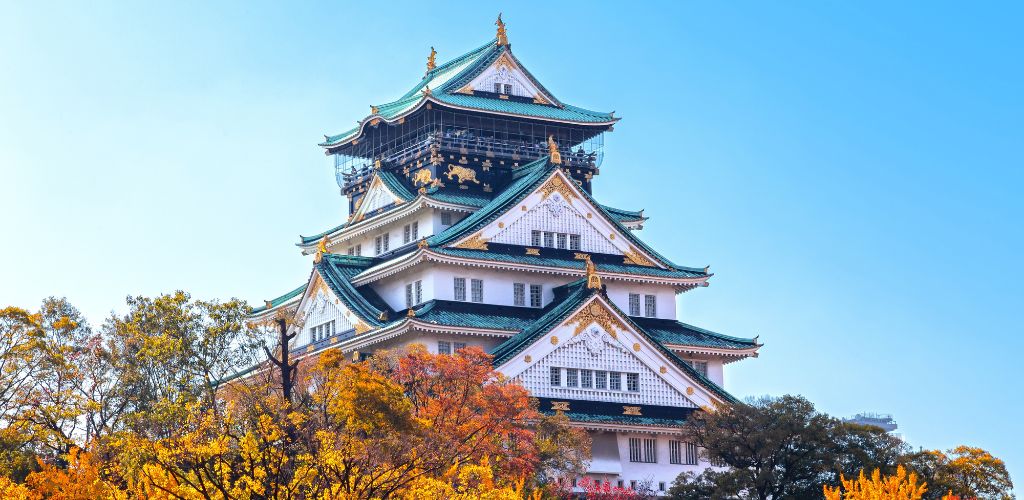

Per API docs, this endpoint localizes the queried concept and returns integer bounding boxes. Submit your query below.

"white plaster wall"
[380,332,506,354]
[328,209,438,256]
[583,432,713,494]
[299,291,354,345]
[373,268,433,311]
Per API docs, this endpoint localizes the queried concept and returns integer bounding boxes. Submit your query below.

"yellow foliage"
[823,466,928,500]
[0,476,31,500]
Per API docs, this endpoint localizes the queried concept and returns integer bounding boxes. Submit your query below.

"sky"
[2,0,1022,488]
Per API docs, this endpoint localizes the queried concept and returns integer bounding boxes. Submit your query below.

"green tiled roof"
[321,40,615,147]
[431,245,707,280]
[250,284,307,314]
[316,254,391,326]
[599,204,645,224]
[299,222,346,245]
[632,317,758,350]
[424,189,493,208]
[376,169,416,202]
[410,300,539,331]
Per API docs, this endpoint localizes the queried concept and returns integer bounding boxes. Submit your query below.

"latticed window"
[628,438,642,462]
[642,438,657,463]
[454,278,466,301]
[403,224,411,244]
[411,221,418,240]
[629,294,641,316]
[565,368,578,387]
[470,279,483,303]
[405,281,422,308]
[644,294,657,317]
[686,443,699,465]
[627,373,640,392]
[669,440,682,464]
[375,234,389,255]
[454,342,466,352]
[569,234,580,250]
[543,232,554,247]
[529,284,542,308]
[441,212,452,226]
[437,341,451,355]
[595,370,607,389]
[513,283,525,306]
[609,372,621,391]
[549,367,560,386]
[556,233,567,249]
[580,369,593,388]
[531,230,542,246]
[686,360,709,378]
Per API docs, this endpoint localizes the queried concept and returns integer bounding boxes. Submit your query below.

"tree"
[823,465,928,500]
[902,446,1015,500]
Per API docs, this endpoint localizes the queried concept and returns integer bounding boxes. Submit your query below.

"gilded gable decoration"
[547,136,562,164]
[426,46,437,72]
[539,173,576,201]
[567,300,626,337]
[454,232,489,250]
[585,256,602,290]
[623,246,657,267]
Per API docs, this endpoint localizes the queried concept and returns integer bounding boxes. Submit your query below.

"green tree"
[902,446,1015,500]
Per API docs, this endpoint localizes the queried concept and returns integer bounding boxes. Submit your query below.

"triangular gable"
[495,294,730,408]
[454,51,559,106]
[450,169,663,268]
[293,271,372,338]
[351,172,408,222]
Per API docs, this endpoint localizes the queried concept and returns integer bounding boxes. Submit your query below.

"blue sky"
[2,0,1021,487]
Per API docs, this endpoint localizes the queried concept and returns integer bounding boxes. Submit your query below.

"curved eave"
[320,95,618,152]
[663,344,762,362]
[347,248,711,290]
[297,196,481,252]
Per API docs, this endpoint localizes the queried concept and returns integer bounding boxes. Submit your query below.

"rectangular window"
[437,341,451,355]
[411,221,418,240]
[644,294,657,317]
[628,438,642,462]
[595,370,607,389]
[383,233,389,252]
[617,480,624,488]
[659,482,666,492]
[529,284,542,308]
[531,230,542,246]
[569,234,580,250]
[685,443,699,465]
[670,440,682,464]
[549,367,561,386]
[687,360,709,378]
[630,480,637,490]
[405,283,414,308]
[441,212,452,226]
[556,233,567,249]
[580,369,593,389]
[641,438,657,463]
[513,283,525,306]
[355,244,361,255]
[414,280,422,305]
[453,342,467,352]
[403,224,411,244]
[375,236,382,255]
[543,232,554,248]
[493,82,502,94]
[565,368,578,387]
[627,372,640,392]
[628,293,641,316]
[347,246,355,256]
[503,83,512,95]
[609,372,621,391]
[454,278,466,301]
[470,279,483,303]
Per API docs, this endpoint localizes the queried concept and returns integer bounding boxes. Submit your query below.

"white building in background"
[249,17,761,494]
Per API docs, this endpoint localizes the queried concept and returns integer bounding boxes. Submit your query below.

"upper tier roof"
[320,37,617,149]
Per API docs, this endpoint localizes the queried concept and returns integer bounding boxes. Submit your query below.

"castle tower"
[251,18,761,493]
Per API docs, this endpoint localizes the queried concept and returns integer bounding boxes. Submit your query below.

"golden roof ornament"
[426,46,437,72]
[313,235,330,263]
[547,135,562,164]
[495,14,508,47]
[585,256,602,290]
[370,105,379,115]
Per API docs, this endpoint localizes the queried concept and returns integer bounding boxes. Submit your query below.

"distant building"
[844,413,898,433]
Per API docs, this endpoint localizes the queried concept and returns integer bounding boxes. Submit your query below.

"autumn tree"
[902,446,1015,500]
[823,465,928,500]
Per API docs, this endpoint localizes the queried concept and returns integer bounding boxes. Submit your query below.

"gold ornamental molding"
[567,300,626,337]
[623,406,642,416]
[551,401,570,411]
[454,232,489,251]
[539,174,576,201]
[623,246,657,267]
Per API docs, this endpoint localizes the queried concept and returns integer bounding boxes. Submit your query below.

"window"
[628,438,642,462]
[412,221,418,240]
[580,369,593,388]
[627,372,640,392]
[493,82,501,94]
[470,279,483,303]
[686,360,709,378]
[453,342,466,352]
[630,480,637,490]
[670,440,682,464]
[403,224,410,244]
[686,443,699,465]
[543,232,554,248]
[565,368,578,387]
[441,212,452,226]
[513,283,525,306]
[503,83,512,95]
[403,222,419,244]
[454,277,466,301]
[347,246,356,256]
[309,320,335,343]
[569,234,580,250]
[644,294,657,317]
[644,438,657,463]
[595,370,607,389]
[404,281,423,308]
[374,234,389,255]
[709,454,727,467]
[531,230,542,246]
[556,233,567,249]
[529,284,542,308]
[550,367,561,386]
[659,482,666,492]
[617,480,624,488]
[609,372,621,391]
[437,341,451,355]
[628,293,641,316]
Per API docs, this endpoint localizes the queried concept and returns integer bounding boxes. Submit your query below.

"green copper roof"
[431,245,707,280]
[299,222,347,245]
[250,283,307,314]
[632,317,758,350]
[315,254,391,326]
[376,169,416,202]
[409,300,538,331]
[599,204,645,224]
[321,40,615,147]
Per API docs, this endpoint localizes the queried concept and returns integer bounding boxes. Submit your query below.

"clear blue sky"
[2,0,1021,486]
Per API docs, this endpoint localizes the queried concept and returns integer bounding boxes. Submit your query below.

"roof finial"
[426,46,437,73]
[585,256,602,290]
[495,14,508,47]
[547,135,562,164]
[314,235,329,264]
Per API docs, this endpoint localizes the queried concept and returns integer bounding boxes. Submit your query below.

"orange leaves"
[823,466,928,500]
[23,448,121,500]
